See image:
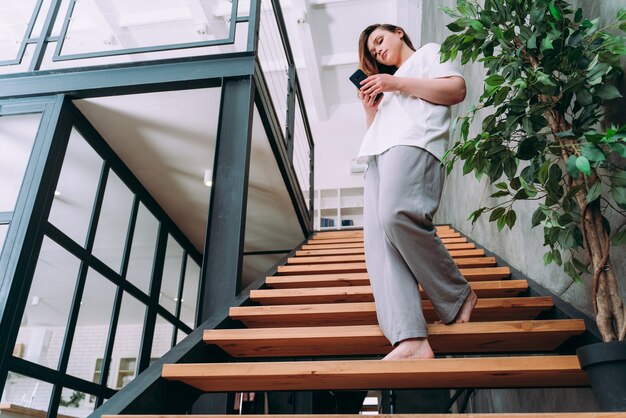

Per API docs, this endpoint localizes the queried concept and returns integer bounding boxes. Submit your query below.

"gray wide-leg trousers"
[363,145,471,346]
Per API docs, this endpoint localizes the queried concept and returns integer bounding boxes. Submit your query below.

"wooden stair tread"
[289,249,486,264]
[270,267,510,284]
[312,226,451,239]
[254,280,528,304]
[295,248,485,258]
[161,355,588,391]
[277,258,498,275]
[301,242,476,251]
[308,232,462,244]
[313,226,450,237]
[230,297,553,327]
[203,319,585,357]
[304,236,467,246]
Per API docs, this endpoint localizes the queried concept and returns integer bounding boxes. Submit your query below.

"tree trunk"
[554,134,625,341]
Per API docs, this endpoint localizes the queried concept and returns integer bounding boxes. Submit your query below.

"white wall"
[313,116,367,190]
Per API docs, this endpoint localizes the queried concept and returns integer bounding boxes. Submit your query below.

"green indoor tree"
[439,0,626,341]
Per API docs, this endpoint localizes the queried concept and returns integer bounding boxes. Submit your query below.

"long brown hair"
[358,24,416,76]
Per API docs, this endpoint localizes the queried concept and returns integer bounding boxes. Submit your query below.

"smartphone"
[349,68,383,103]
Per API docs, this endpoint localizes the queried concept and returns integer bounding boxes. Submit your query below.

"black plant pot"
[576,340,626,411]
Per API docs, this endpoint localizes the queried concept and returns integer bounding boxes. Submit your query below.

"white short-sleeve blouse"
[356,42,464,163]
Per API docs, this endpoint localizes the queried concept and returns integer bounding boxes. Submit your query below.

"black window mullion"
[172,251,188,346]
[97,196,139,403]
[137,224,167,374]
[48,163,109,418]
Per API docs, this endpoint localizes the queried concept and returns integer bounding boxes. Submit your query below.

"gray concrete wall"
[422,0,626,413]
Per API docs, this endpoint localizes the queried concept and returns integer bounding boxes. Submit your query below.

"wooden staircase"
[104,226,625,417]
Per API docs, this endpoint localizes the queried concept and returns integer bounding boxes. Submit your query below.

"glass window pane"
[0,224,8,253]
[115,357,137,389]
[107,292,145,389]
[92,171,134,272]
[66,269,116,382]
[181,256,200,328]
[0,0,39,61]
[151,315,174,359]
[48,128,103,247]
[126,203,158,294]
[1,373,54,414]
[59,0,232,57]
[160,235,183,315]
[15,236,81,369]
[58,387,94,417]
[175,329,187,345]
[0,113,41,212]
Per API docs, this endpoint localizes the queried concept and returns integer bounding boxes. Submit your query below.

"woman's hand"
[360,73,398,98]
[357,89,383,128]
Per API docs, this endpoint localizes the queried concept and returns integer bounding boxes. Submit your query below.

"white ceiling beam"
[320,52,357,68]
[79,0,131,49]
[290,0,328,121]
[309,0,361,6]
[184,0,230,43]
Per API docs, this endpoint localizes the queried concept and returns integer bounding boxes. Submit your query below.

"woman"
[356,23,477,360]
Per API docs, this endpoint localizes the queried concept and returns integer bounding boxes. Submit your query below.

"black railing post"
[197,75,255,322]
[192,76,255,415]
[285,64,297,163]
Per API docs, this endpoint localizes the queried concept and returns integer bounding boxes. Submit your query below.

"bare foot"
[383,338,435,360]
[454,289,478,323]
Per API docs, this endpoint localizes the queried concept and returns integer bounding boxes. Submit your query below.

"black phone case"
[349,69,382,102]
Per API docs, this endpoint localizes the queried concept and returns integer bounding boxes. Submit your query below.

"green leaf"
[485,74,506,86]
[564,261,582,283]
[505,210,517,229]
[495,182,508,190]
[541,35,555,53]
[596,85,622,100]
[447,18,472,32]
[566,155,580,177]
[549,1,561,20]
[581,143,606,162]
[571,257,590,274]
[527,33,538,49]
[575,156,591,176]
[558,228,576,250]
[490,190,509,198]
[553,249,562,266]
[618,7,626,20]
[441,6,461,18]
[497,213,507,231]
[543,251,553,265]
[612,186,626,210]
[609,142,626,158]
[470,20,484,31]
[516,137,540,160]
[531,206,546,227]
[537,161,551,184]
[467,207,486,223]
[504,157,517,179]
[575,8,583,22]
[586,181,602,203]
[577,89,593,106]
[620,22,626,32]
[489,207,506,222]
